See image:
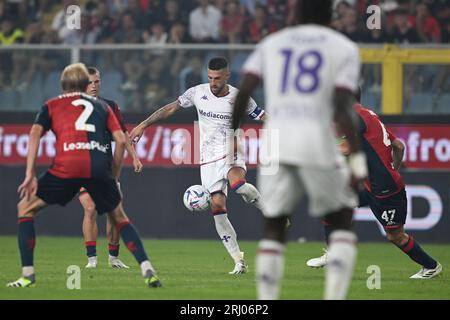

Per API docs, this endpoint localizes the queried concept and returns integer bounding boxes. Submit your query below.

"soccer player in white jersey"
[232,0,367,299]
[130,57,266,274]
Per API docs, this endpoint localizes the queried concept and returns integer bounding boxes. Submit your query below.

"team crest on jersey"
[201,95,208,100]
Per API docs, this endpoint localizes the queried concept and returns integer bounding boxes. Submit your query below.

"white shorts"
[200,154,246,196]
[258,164,357,218]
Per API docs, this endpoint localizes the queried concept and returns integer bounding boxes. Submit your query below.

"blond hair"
[60,63,89,92]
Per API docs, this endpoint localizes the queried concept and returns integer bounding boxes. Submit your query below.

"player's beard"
[211,84,225,96]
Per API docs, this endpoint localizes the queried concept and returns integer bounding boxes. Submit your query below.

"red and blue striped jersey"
[34,92,122,179]
[355,104,405,198]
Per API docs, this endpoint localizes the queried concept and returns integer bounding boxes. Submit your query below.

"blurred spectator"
[183,54,203,90]
[414,2,441,43]
[147,0,166,29]
[364,28,390,43]
[220,1,245,43]
[143,21,168,45]
[143,20,168,56]
[214,0,227,12]
[168,21,191,44]
[92,2,118,43]
[24,20,43,43]
[126,90,146,112]
[391,8,420,43]
[245,5,277,43]
[240,0,268,16]
[432,0,450,42]
[114,13,142,43]
[0,18,24,44]
[189,0,222,43]
[126,0,149,30]
[162,0,186,33]
[140,56,171,107]
[267,0,291,27]
[341,7,366,42]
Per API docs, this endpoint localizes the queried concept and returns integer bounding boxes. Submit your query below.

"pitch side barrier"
[0,112,449,242]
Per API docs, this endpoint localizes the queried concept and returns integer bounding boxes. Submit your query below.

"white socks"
[256,239,285,300]
[213,213,242,263]
[325,230,357,300]
[22,266,35,277]
[140,260,156,277]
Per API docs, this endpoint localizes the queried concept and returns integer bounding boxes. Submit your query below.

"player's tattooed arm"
[392,139,405,171]
[130,100,181,143]
[142,101,181,127]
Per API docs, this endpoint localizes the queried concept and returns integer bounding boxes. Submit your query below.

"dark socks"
[117,221,148,264]
[399,235,437,269]
[109,244,120,257]
[85,241,97,258]
[18,218,36,267]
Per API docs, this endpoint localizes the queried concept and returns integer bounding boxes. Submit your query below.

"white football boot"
[306,249,328,268]
[410,262,442,279]
[229,252,248,274]
[109,256,130,269]
[85,256,98,268]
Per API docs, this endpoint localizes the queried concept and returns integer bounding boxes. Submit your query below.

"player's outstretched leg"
[7,196,47,288]
[80,192,99,268]
[210,192,247,274]
[109,203,161,287]
[106,215,129,269]
[229,167,262,209]
[256,216,288,299]
[324,208,357,300]
[386,227,442,279]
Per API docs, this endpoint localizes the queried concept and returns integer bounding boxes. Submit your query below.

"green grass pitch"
[0,236,449,300]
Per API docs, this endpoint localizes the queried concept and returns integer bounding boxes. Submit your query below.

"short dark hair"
[87,67,100,75]
[296,0,333,25]
[208,57,228,70]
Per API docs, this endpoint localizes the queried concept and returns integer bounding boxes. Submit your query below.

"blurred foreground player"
[233,0,366,300]
[7,63,161,288]
[81,67,143,269]
[306,90,442,279]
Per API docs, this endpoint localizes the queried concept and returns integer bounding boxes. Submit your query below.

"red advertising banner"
[389,125,450,170]
[0,124,449,169]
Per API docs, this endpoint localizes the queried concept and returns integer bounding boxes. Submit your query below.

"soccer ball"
[183,185,211,212]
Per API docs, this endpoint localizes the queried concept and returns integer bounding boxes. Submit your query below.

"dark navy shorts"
[358,188,407,228]
[36,171,121,214]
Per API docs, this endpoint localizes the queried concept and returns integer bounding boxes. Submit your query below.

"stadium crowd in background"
[1,0,449,46]
[0,0,449,113]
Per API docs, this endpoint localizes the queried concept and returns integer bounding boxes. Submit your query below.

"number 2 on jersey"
[280,49,323,94]
[72,99,96,132]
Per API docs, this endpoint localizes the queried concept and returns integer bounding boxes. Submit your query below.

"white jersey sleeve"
[242,43,264,78]
[178,86,196,108]
[333,44,361,92]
